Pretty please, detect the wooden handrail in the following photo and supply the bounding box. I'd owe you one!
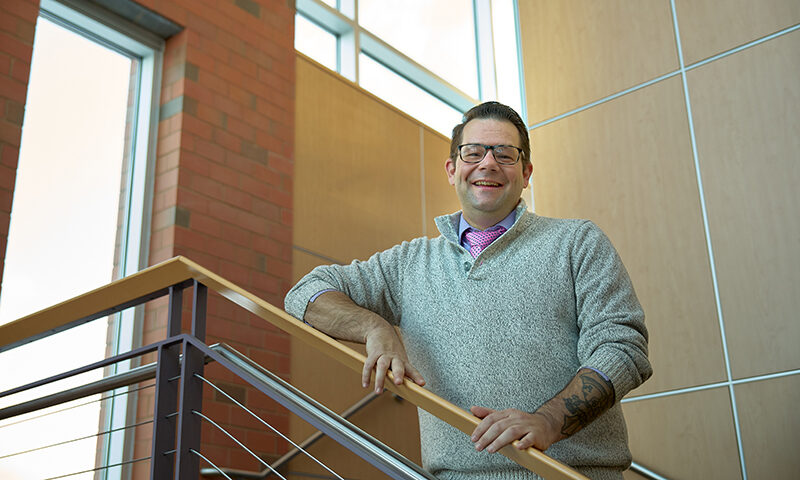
[0,256,588,480]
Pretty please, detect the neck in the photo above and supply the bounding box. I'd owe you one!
[462,205,517,231]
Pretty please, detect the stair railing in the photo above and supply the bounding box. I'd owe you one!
[0,256,589,480]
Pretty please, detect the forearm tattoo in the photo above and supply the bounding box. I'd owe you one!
[560,372,615,436]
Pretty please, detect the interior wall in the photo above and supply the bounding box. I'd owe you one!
[127,0,297,475]
[289,54,454,478]
[518,1,800,478]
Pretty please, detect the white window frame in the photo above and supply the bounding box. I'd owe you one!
[37,1,164,477]
[295,0,527,121]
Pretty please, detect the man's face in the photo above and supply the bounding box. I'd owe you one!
[445,118,533,228]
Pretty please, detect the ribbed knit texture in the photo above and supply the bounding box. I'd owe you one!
[285,202,651,479]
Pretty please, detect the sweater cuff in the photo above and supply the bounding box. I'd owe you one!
[588,352,641,400]
[284,279,339,322]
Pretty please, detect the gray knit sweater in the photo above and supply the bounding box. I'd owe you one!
[285,202,651,480]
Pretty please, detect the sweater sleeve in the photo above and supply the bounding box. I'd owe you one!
[284,241,410,326]
[570,221,652,399]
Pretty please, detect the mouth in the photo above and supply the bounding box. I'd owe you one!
[472,180,503,188]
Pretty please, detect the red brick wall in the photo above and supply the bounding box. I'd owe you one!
[0,0,38,295]
[133,0,296,475]
[0,0,295,475]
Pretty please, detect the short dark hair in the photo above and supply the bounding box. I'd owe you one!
[449,101,531,170]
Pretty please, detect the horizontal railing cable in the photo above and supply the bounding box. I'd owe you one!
[192,409,291,480]
[191,448,235,480]
[41,456,150,480]
[201,391,380,479]
[195,373,345,480]
[206,342,438,480]
[0,419,153,460]
[0,381,154,430]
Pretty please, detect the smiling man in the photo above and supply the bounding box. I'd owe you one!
[285,102,651,480]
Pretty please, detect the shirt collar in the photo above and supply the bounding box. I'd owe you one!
[458,207,518,241]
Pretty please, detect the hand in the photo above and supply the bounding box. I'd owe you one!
[363,323,425,394]
[470,405,561,453]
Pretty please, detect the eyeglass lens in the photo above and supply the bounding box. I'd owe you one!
[460,144,519,165]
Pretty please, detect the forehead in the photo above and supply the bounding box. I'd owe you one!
[462,118,520,145]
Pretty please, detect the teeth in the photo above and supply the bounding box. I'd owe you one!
[474,181,500,186]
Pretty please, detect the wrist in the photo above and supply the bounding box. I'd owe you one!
[362,313,393,343]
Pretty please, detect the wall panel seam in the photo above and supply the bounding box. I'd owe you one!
[527,22,800,133]
[622,368,800,404]
[292,245,344,266]
[419,126,427,237]
[669,1,746,477]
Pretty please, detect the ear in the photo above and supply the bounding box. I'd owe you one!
[521,161,533,187]
[445,156,457,186]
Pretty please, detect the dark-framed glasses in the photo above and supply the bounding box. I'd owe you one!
[458,144,523,165]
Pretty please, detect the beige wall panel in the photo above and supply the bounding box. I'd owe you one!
[292,247,334,284]
[622,388,742,479]
[687,31,800,379]
[289,249,421,478]
[287,393,421,479]
[622,470,650,480]
[423,128,461,236]
[295,56,423,263]
[532,77,724,394]
[518,1,678,125]
[675,0,800,65]
[735,374,800,478]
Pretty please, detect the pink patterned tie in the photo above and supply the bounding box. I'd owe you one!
[465,226,506,258]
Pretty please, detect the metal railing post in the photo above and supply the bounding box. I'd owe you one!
[149,285,184,478]
[192,281,207,341]
[149,343,180,479]
[174,339,205,479]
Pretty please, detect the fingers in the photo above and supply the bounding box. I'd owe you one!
[405,363,426,386]
[470,409,542,453]
[362,355,425,392]
[362,354,377,388]
[373,355,391,393]
[391,357,406,385]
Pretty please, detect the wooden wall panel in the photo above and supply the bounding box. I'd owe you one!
[687,30,800,379]
[518,0,678,125]
[288,248,421,477]
[531,77,724,394]
[622,388,742,479]
[675,0,800,65]
[735,375,800,478]
[422,128,460,237]
[294,56,423,263]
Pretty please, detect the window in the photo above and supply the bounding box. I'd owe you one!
[359,53,462,136]
[295,0,528,134]
[0,0,165,478]
[358,0,478,98]
[295,13,338,71]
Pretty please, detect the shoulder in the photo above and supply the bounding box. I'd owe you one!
[518,213,597,241]
[370,234,448,261]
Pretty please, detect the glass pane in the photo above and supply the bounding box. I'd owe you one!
[359,0,478,97]
[359,53,462,137]
[0,15,133,479]
[320,0,337,8]
[295,13,338,72]
[492,0,524,117]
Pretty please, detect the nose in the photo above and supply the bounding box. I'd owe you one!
[477,149,500,169]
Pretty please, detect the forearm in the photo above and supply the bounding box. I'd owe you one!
[535,367,616,442]
[304,290,425,392]
[304,290,394,343]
